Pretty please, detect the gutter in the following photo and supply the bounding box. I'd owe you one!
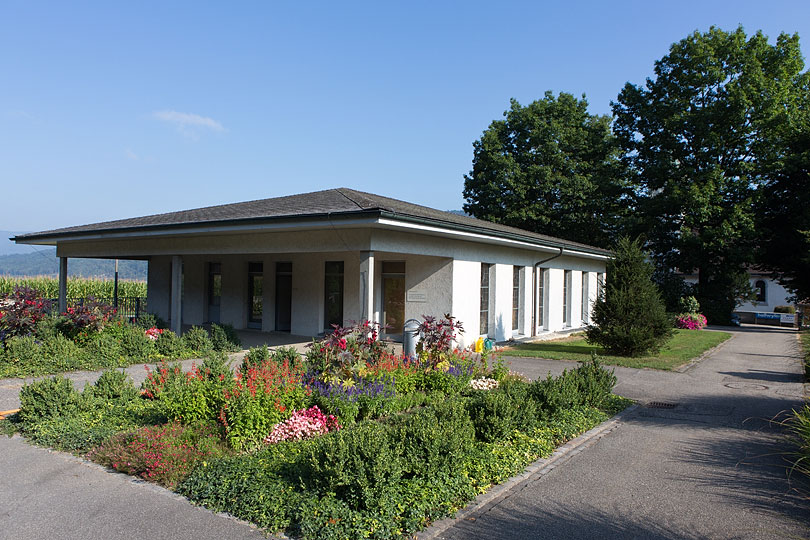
[531,247,564,337]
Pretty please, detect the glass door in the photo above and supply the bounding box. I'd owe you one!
[247,262,263,329]
[275,262,292,332]
[207,263,221,323]
[381,261,406,340]
[324,261,344,331]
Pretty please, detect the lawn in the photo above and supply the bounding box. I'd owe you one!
[501,329,732,370]
[800,329,810,379]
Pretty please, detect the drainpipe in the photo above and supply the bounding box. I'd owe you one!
[531,247,564,337]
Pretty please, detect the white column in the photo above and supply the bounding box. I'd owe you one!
[58,257,68,313]
[171,255,183,334]
[570,271,583,327]
[521,267,533,336]
[359,251,375,323]
[546,268,565,331]
[493,263,512,341]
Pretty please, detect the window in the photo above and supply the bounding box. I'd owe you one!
[480,263,491,335]
[275,262,292,332]
[563,270,571,325]
[207,262,221,323]
[537,268,545,330]
[324,261,344,330]
[597,273,605,300]
[247,262,263,328]
[382,261,406,336]
[581,272,589,324]
[755,280,767,303]
[512,266,521,332]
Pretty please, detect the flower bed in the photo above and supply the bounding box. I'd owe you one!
[4,315,631,539]
[0,286,241,378]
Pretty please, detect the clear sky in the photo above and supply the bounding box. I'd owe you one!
[2,0,809,232]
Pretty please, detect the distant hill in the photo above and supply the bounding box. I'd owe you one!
[0,249,147,279]
[0,230,45,256]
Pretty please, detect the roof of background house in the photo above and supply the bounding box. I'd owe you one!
[13,187,610,255]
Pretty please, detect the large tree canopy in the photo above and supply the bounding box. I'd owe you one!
[612,26,807,322]
[463,92,629,248]
[757,119,810,303]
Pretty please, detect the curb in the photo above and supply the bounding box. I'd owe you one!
[416,403,639,540]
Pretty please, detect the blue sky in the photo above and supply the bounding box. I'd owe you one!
[2,1,809,232]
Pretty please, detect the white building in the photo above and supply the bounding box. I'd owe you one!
[13,188,608,346]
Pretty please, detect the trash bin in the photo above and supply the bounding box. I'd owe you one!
[403,319,421,358]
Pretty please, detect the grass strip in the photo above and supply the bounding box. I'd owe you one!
[501,329,732,370]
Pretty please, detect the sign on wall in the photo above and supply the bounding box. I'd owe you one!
[406,290,427,302]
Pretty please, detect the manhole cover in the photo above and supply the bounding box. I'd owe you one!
[724,382,768,391]
[645,401,678,409]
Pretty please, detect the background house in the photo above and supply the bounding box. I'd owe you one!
[12,188,609,346]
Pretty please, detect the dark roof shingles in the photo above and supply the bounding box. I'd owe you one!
[15,188,609,254]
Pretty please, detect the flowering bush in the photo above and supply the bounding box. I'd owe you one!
[87,421,229,488]
[62,297,118,341]
[0,287,51,343]
[219,356,307,450]
[416,314,464,367]
[263,405,339,444]
[675,313,708,330]
[469,377,499,390]
[306,320,392,381]
[145,327,163,341]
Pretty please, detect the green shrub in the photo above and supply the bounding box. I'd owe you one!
[242,345,270,373]
[210,323,241,352]
[586,237,674,356]
[774,305,796,314]
[271,346,300,365]
[40,333,84,370]
[529,356,616,415]
[34,313,71,340]
[0,335,41,374]
[135,312,168,330]
[87,370,139,401]
[19,376,79,424]
[311,393,361,425]
[82,333,125,369]
[467,384,537,442]
[182,326,214,354]
[155,330,185,358]
[678,295,701,314]
[300,421,403,510]
[24,399,165,453]
[394,398,475,477]
[119,323,154,359]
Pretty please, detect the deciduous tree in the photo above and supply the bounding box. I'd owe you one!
[463,92,629,248]
[612,26,807,323]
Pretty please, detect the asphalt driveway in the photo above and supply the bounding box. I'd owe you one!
[436,326,810,539]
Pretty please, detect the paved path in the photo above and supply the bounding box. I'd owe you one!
[438,326,810,539]
[0,326,808,539]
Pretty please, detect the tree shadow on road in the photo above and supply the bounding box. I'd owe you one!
[439,501,713,540]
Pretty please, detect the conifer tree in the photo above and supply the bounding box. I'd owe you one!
[586,238,673,356]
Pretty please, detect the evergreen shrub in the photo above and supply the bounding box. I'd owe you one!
[586,237,673,356]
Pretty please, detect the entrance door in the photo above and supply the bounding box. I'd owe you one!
[207,263,221,323]
[247,262,263,329]
[381,261,406,340]
[324,261,344,331]
[275,262,292,332]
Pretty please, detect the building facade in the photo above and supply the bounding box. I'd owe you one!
[14,188,609,346]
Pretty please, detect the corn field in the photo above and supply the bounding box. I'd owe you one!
[0,276,147,298]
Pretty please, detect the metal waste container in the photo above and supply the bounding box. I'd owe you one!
[403,319,421,358]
